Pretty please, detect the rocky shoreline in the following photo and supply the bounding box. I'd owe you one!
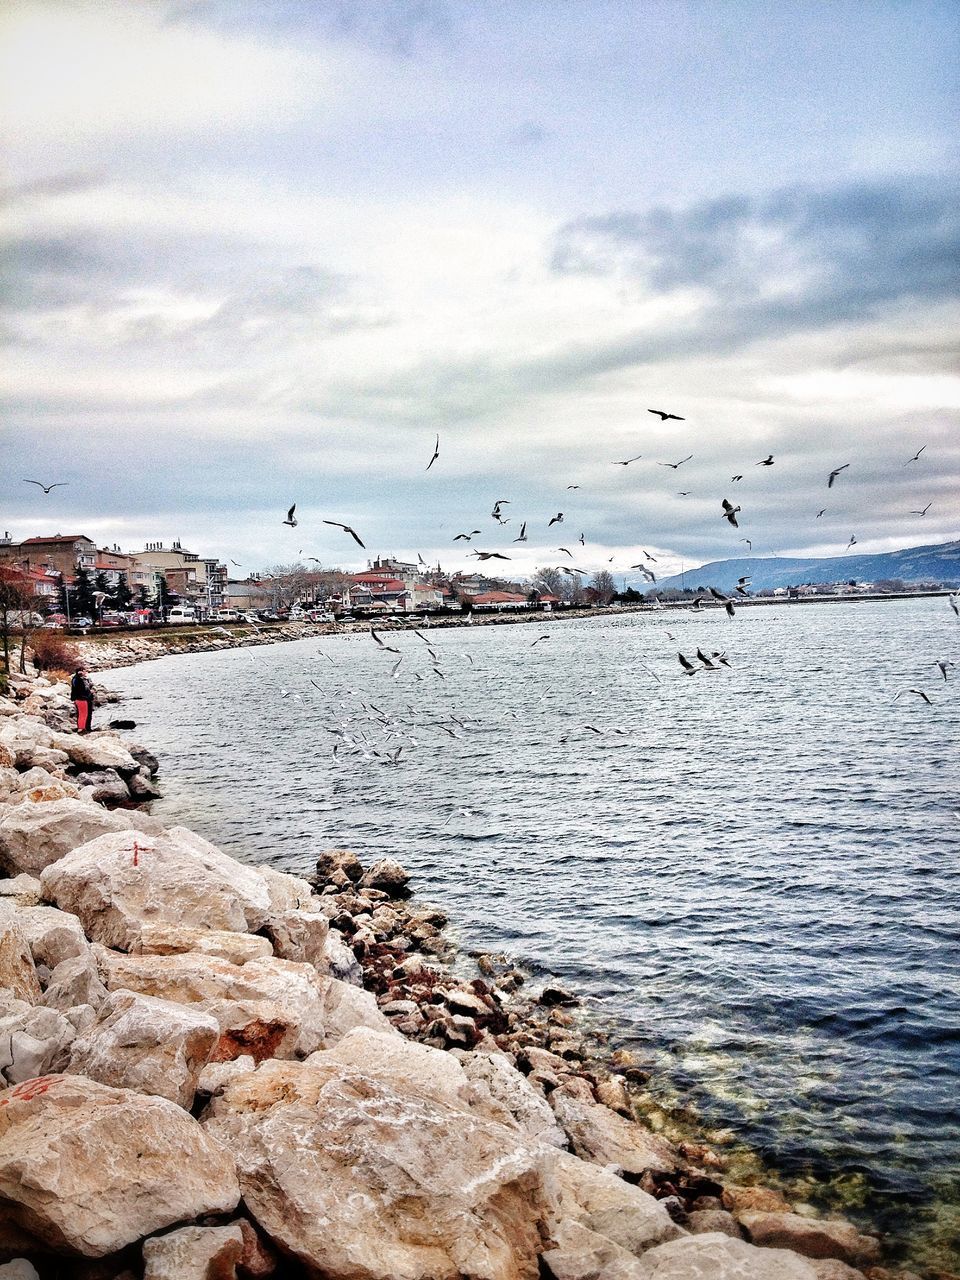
[0,670,941,1280]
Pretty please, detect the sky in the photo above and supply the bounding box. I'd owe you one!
[1,0,958,584]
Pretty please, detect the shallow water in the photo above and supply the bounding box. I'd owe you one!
[100,599,960,1266]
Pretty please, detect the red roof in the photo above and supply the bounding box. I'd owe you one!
[21,535,93,546]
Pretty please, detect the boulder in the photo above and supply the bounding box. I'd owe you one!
[314,849,363,885]
[0,1261,40,1280]
[688,1209,743,1237]
[98,951,331,1060]
[554,1151,681,1255]
[67,990,219,1108]
[196,1055,256,1099]
[6,905,89,971]
[127,743,159,776]
[453,1049,567,1148]
[136,924,273,965]
[541,1219,648,1279]
[39,826,275,951]
[320,979,396,1043]
[314,1027,467,1108]
[634,1232,820,1278]
[549,1083,678,1176]
[48,730,139,774]
[359,857,410,897]
[0,799,137,877]
[126,768,162,801]
[321,927,363,984]
[40,953,108,1013]
[722,1184,792,1214]
[72,769,131,806]
[738,1212,881,1267]
[203,1057,556,1280]
[0,920,42,1005]
[808,1263,867,1280]
[0,769,22,804]
[262,909,329,968]
[256,864,314,913]
[0,1000,76,1084]
[141,1223,244,1280]
[0,877,42,909]
[0,1074,239,1257]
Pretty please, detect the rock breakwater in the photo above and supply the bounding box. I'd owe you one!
[0,670,935,1279]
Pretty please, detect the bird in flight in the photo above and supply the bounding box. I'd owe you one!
[648,409,684,421]
[530,635,551,647]
[905,446,926,464]
[230,559,243,567]
[615,455,643,466]
[708,586,736,618]
[23,479,68,494]
[736,575,752,596]
[282,504,298,527]
[557,547,574,558]
[757,455,774,466]
[949,593,959,618]
[453,530,481,541]
[935,660,954,681]
[845,536,857,551]
[740,538,752,550]
[469,551,511,561]
[426,434,440,471]
[641,550,657,562]
[659,455,693,470]
[731,474,743,482]
[828,464,850,488]
[894,688,932,705]
[566,484,580,490]
[548,512,564,526]
[513,522,528,542]
[816,509,827,518]
[910,502,932,516]
[677,652,699,676]
[370,627,400,654]
[631,564,656,582]
[323,519,365,547]
[721,499,741,527]
[578,532,585,546]
[677,491,691,497]
[491,499,510,519]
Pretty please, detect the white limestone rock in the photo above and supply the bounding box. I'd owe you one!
[40,953,108,1013]
[550,1083,678,1176]
[453,1048,568,1148]
[196,1055,257,1099]
[203,1057,557,1280]
[320,926,363,984]
[634,1232,819,1279]
[0,919,41,1005]
[5,904,88,971]
[47,729,139,774]
[0,1260,41,1280]
[0,876,42,909]
[0,798,137,877]
[0,1000,76,1085]
[39,826,275,951]
[541,1219,649,1279]
[737,1212,881,1267]
[554,1151,682,1255]
[136,923,273,965]
[262,908,329,968]
[67,989,220,1108]
[0,1074,239,1257]
[141,1223,244,1280]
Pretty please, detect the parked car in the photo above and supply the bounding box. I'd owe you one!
[42,613,67,629]
[72,616,94,629]
[166,605,198,624]
[306,610,335,623]
[214,609,241,623]
[99,612,125,627]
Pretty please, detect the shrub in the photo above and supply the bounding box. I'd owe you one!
[30,630,81,673]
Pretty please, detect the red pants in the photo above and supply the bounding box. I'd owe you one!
[74,700,92,733]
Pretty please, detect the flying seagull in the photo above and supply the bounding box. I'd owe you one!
[513,522,528,543]
[731,474,743,482]
[370,627,400,654]
[757,455,774,466]
[828,464,850,488]
[648,409,684,421]
[282,504,298,527]
[23,479,68,493]
[491,500,510,519]
[949,593,960,618]
[469,551,511,561]
[935,660,954,681]
[630,564,656,582]
[557,547,574,558]
[708,586,736,618]
[905,446,926,464]
[566,484,580,489]
[740,538,752,550]
[230,559,243,567]
[721,499,741,527]
[425,434,440,471]
[323,520,365,547]
[530,635,551,647]
[548,512,564,526]
[910,502,932,516]
[894,688,932,705]
[453,531,482,541]
[615,455,643,466]
[816,509,827,518]
[642,550,657,562]
[658,455,693,469]
[677,652,699,676]
[578,532,585,546]
[845,535,857,551]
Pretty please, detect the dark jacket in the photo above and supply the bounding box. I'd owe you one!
[70,672,94,703]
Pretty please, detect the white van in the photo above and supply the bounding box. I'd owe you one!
[166,605,197,624]
[215,609,241,623]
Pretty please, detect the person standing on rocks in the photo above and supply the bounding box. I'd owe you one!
[70,666,95,734]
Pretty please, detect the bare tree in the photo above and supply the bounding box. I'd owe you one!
[0,568,40,675]
[590,569,616,605]
[532,567,564,598]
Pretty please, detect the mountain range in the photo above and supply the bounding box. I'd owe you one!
[650,540,960,595]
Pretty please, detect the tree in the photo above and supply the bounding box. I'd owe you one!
[112,572,133,610]
[136,584,150,610]
[590,570,616,605]
[155,575,176,614]
[532,567,564,598]
[0,568,39,675]
[71,567,97,618]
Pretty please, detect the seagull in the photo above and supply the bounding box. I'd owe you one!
[557,547,574,558]
[696,648,718,669]
[578,532,585,546]
[910,502,932,516]
[721,499,741,527]
[530,635,551,647]
[567,484,580,489]
[756,455,774,466]
[230,559,243,567]
[425,434,440,471]
[513,522,528,543]
[894,688,932,705]
[905,446,926,464]
[370,627,400,654]
[491,500,510,519]
[845,536,857,551]
[658,455,693,469]
[558,565,589,576]
[648,409,684,421]
[642,550,658,562]
[816,509,827,519]
[950,593,960,618]
[630,565,656,582]
[677,652,699,676]
[453,531,482,541]
[615,455,643,466]
[323,520,365,547]
[828,464,850,489]
[731,474,743,482]
[469,551,511,561]
[282,504,298,527]
[708,587,736,618]
[548,513,564,526]
[935,660,954,681]
[23,479,68,493]
[677,491,691,497]
[740,538,752,550]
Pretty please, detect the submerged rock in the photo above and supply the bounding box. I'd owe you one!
[738,1211,881,1267]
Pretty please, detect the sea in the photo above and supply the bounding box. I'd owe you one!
[98,597,960,1268]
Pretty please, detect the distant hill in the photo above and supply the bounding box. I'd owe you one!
[652,540,960,595]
